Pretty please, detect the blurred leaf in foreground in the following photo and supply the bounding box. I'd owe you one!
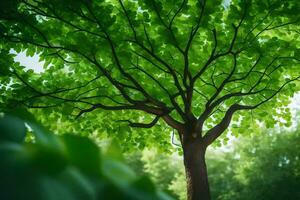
[0,110,173,200]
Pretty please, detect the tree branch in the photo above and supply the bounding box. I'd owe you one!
[202,75,300,146]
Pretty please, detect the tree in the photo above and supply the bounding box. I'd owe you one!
[227,130,300,200]
[1,0,300,199]
[207,126,300,200]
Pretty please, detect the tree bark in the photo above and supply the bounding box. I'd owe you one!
[183,137,210,200]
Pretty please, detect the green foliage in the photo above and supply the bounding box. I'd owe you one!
[125,149,185,199]
[0,113,26,142]
[219,130,300,200]
[142,149,184,197]
[0,0,299,149]
[0,110,173,200]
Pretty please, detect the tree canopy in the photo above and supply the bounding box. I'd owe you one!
[1,0,300,149]
[1,0,300,151]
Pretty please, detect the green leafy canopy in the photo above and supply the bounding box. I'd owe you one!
[0,0,300,150]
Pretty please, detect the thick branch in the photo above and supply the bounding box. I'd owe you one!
[202,75,300,146]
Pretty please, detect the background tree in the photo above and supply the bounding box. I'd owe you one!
[1,0,300,199]
[138,123,300,200]
[222,128,300,200]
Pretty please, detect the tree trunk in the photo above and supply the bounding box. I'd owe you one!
[183,138,210,200]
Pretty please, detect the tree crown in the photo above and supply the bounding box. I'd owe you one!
[1,0,300,150]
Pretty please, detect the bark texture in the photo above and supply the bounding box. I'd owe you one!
[183,137,210,200]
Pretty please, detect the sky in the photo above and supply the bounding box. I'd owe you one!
[11,50,45,73]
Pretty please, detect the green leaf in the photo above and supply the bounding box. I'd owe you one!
[62,134,101,176]
[131,176,156,193]
[25,143,67,174]
[0,114,26,143]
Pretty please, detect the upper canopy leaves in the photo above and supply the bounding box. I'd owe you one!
[0,0,300,149]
